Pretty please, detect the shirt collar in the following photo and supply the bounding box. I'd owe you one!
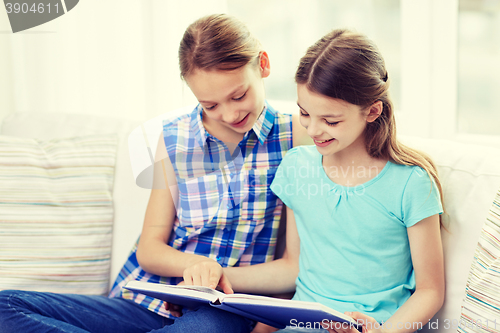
[191,104,209,148]
[252,102,275,145]
[191,101,276,147]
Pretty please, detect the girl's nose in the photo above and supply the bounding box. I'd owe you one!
[306,120,322,137]
[222,107,240,124]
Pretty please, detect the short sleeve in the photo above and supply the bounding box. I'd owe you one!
[270,147,299,208]
[402,167,443,227]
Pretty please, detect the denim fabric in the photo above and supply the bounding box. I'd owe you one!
[0,290,254,333]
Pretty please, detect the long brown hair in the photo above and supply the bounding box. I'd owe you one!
[296,29,444,214]
[178,14,262,78]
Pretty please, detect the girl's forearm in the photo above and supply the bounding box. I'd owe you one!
[378,288,444,333]
[136,239,215,278]
[224,206,301,295]
[223,257,299,294]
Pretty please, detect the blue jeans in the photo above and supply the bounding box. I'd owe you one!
[0,290,255,333]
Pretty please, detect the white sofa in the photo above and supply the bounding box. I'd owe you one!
[1,110,500,333]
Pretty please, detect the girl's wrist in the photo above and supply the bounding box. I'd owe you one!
[184,254,216,269]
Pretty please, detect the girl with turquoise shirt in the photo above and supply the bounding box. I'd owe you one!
[222,29,445,333]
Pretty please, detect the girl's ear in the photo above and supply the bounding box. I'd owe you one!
[366,100,383,123]
[259,51,271,78]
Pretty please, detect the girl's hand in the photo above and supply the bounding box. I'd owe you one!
[182,259,234,294]
[251,322,278,333]
[162,280,187,317]
[325,312,382,333]
[164,301,183,318]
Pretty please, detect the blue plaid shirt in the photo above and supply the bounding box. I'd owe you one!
[109,103,292,317]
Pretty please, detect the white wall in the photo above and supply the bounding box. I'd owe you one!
[1,0,499,147]
[0,0,228,125]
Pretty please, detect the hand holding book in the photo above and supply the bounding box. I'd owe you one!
[164,301,182,318]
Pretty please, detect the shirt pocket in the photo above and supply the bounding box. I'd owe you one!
[239,167,279,224]
[176,174,221,229]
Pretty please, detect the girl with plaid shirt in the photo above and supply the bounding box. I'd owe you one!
[0,13,309,333]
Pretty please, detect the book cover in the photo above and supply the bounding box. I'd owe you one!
[124,280,361,331]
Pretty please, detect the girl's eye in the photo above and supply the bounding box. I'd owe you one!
[204,105,216,111]
[325,120,339,126]
[299,111,309,117]
[233,92,246,101]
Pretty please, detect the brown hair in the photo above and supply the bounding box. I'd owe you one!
[296,29,445,215]
[178,14,262,78]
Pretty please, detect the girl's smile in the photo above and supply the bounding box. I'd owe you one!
[230,112,250,128]
[313,137,335,147]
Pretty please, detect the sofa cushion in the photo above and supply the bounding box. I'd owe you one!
[458,189,500,332]
[0,112,150,287]
[0,134,117,295]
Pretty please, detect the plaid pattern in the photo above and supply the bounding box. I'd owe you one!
[109,103,292,318]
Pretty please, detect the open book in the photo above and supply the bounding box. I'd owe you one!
[124,280,361,331]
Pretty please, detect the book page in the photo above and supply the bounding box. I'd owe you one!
[124,281,224,303]
[173,285,226,297]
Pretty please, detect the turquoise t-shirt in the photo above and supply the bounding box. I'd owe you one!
[270,145,443,323]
